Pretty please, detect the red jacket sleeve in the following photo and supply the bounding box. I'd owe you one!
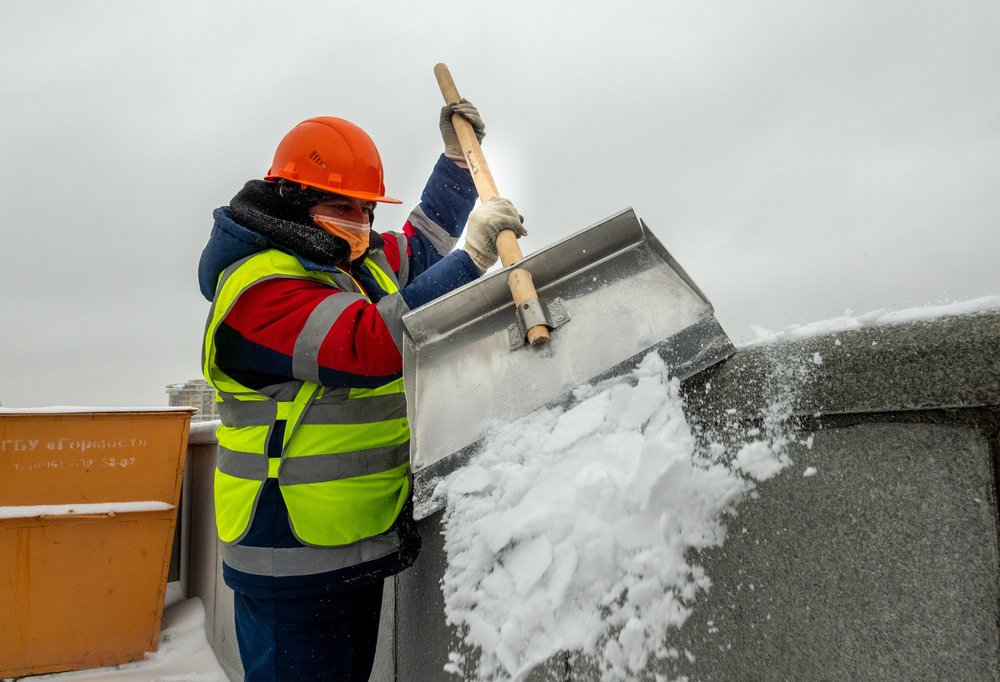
[217,277,403,388]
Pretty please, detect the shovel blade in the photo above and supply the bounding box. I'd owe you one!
[402,208,735,517]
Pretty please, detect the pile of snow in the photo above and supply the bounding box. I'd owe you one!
[434,352,804,681]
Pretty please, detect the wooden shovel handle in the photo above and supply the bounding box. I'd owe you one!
[434,63,549,345]
[434,64,500,202]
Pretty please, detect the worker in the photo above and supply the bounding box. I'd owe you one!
[198,101,525,681]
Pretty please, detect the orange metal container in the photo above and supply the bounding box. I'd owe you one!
[0,408,194,678]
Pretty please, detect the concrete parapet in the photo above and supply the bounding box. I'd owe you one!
[395,310,1000,680]
[183,426,242,682]
[681,311,1000,417]
[653,422,998,680]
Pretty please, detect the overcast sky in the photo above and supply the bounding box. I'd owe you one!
[2,0,998,408]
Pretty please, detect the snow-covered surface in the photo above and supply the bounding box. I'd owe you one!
[0,501,175,520]
[0,407,197,414]
[6,583,228,682]
[746,294,1000,344]
[188,420,221,444]
[431,352,805,681]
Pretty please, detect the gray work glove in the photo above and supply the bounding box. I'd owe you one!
[440,99,486,162]
[462,197,527,274]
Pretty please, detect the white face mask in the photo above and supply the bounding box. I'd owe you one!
[311,215,372,261]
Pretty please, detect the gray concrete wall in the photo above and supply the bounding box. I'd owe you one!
[395,311,1000,680]
[650,421,998,680]
[182,433,243,682]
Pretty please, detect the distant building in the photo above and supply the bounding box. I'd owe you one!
[166,379,218,422]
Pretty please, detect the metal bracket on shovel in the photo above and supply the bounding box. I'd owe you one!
[508,298,570,350]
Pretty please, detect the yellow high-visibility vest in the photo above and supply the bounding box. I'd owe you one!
[202,248,410,551]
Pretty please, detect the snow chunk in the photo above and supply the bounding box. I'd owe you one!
[502,536,553,595]
[735,442,791,482]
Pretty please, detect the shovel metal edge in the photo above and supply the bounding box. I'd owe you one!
[402,207,655,343]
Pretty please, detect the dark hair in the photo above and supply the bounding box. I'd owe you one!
[273,179,337,209]
[273,179,376,225]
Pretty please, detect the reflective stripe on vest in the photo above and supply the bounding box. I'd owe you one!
[366,249,410,355]
[203,249,410,559]
[221,528,400,578]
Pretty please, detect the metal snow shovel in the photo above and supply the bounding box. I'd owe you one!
[402,64,736,518]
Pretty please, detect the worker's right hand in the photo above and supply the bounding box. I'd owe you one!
[440,99,486,163]
[462,197,527,274]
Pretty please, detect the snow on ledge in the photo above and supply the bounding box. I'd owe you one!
[746,295,1000,345]
[0,406,197,415]
[189,419,221,444]
[0,501,175,519]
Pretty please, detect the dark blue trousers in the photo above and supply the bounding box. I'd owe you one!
[234,580,384,681]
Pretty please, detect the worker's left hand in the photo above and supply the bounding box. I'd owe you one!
[462,196,526,274]
[440,99,486,162]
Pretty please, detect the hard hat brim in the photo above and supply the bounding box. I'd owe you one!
[263,173,404,205]
[329,186,404,205]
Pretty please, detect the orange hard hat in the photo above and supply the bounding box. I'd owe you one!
[265,116,402,204]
